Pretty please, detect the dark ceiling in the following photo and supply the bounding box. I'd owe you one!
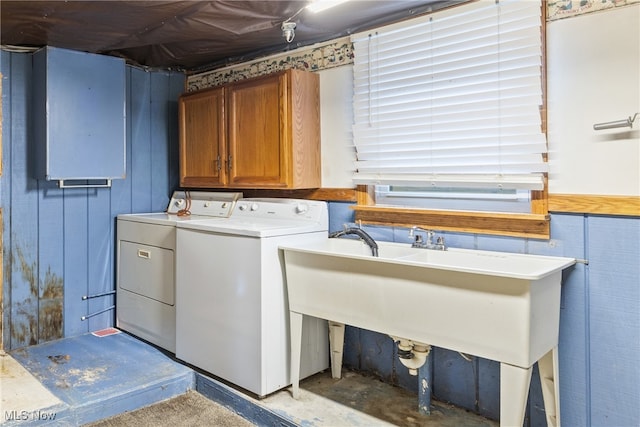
[1,0,459,72]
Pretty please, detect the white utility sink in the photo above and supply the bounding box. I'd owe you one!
[281,238,576,427]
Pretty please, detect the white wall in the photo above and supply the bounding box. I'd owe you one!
[319,66,355,187]
[547,4,640,196]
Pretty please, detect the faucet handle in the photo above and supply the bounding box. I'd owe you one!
[427,230,434,243]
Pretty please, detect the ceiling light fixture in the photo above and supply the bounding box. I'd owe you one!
[306,0,351,13]
[281,21,296,43]
[281,0,349,44]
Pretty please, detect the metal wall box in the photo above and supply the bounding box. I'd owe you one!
[33,46,126,183]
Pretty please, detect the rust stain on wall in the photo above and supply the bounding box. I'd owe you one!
[40,267,64,342]
[11,246,39,346]
[1,208,3,350]
[41,267,63,299]
[8,245,64,346]
[39,298,63,342]
[16,246,38,298]
[10,306,37,346]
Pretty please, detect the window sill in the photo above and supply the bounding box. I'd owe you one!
[351,205,550,239]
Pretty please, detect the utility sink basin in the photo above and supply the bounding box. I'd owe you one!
[284,238,573,280]
[281,238,576,427]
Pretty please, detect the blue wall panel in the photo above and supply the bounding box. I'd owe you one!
[1,53,11,350]
[587,216,640,426]
[4,52,40,349]
[63,189,89,336]
[37,183,64,343]
[167,75,184,195]
[549,214,588,426]
[433,348,477,412]
[129,68,153,214]
[1,51,184,349]
[87,189,113,331]
[477,358,500,420]
[150,73,170,212]
[359,329,394,381]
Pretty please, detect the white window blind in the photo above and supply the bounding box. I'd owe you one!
[351,0,547,190]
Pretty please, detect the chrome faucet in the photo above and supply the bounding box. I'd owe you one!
[409,226,446,251]
[329,226,379,257]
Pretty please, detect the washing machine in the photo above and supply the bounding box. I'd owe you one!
[116,191,241,352]
[175,198,330,397]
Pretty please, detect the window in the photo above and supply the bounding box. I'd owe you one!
[375,185,532,213]
[350,0,549,238]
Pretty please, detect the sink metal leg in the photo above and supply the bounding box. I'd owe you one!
[538,346,560,427]
[500,362,532,427]
[290,311,303,399]
[418,351,433,415]
[328,321,345,379]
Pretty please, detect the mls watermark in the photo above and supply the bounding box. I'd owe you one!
[4,410,57,422]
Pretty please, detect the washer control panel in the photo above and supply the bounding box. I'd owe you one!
[234,198,326,222]
[166,191,242,217]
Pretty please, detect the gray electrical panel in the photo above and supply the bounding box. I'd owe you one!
[33,46,126,184]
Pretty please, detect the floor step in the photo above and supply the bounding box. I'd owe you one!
[7,332,194,425]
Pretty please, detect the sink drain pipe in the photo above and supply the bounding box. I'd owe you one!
[390,336,433,415]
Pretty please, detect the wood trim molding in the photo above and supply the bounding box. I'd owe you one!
[352,205,550,239]
[548,194,640,216]
[240,187,357,202]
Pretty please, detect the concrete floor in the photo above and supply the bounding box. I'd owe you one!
[262,370,498,427]
[0,350,64,422]
[85,370,498,427]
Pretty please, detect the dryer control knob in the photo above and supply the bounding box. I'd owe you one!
[238,204,248,211]
[204,201,211,208]
[295,203,309,214]
[250,203,259,211]
[174,199,185,208]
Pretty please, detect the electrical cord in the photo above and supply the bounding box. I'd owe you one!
[177,190,191,216]
[167,191,192,216]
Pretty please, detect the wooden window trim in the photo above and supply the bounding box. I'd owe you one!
[215,188,638,229]
[353,185,550,239]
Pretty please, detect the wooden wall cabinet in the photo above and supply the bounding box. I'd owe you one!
[179,69,321,189]
[179,86,226,187]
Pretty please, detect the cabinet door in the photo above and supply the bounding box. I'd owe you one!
[226,73,288,188]
[179,87,226,187]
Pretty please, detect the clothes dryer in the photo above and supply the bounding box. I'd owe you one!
[116,191,241,352]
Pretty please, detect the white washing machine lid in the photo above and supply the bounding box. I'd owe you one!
[175,198,329,237]
[176,217,327,237]
[117,191,242,226]
[117,212,230,227]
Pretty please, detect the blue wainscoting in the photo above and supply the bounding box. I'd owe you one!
[327,202,640,427]
[1,51,184,350]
